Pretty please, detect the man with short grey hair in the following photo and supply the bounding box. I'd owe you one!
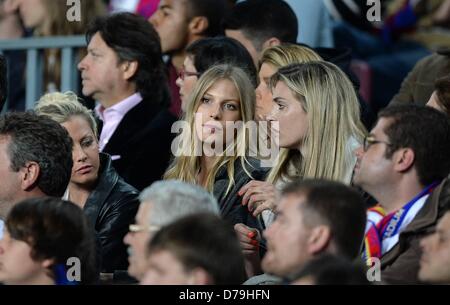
[123,180,219,281]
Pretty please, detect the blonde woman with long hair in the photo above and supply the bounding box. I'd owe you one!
[241,60,367,213]
[238,44,324,222]
[164,64,266,231]
[255,44,323,121]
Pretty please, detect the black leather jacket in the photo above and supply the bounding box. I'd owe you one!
[84,153,139,273]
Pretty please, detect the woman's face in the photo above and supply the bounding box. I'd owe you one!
[17,0,47,29]
[176,55,200,113]
[255,63,277,121]
[194,78,242,148]
[267,81,309,150]
[61,116,100,188]
[0,230,51,285]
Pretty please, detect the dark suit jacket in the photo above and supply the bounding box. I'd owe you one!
[381,176,450,284]
[97,97,178,191]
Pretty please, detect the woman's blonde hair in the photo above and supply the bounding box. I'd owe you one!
[34,91,98,138]
[267,61,367,184]
[164,64,256,194]
[259,43,323,70]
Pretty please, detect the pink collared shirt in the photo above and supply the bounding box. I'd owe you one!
[96,93,143,152]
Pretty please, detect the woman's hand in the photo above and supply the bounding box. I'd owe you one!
[234,223,262,277]
[238,180,279,217]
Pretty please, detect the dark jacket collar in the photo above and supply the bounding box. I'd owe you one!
[98,96,165,153]
[83,153,119,226]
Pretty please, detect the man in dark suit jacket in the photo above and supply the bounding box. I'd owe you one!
[78,13,177,191]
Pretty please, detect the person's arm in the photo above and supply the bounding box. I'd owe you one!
[97,194,139,273]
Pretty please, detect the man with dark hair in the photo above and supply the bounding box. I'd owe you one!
[78,12,176,191]
[141,213,246,285]
[354,105,450,284]
[0,55,7,112]
[224,0,298,66]
[246,179,366,284]
[0,112,73,238]
[291,254,370,285]
[149,0,231,116]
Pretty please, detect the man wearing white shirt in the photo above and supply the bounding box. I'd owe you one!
[353,105,450,284]
[78,13,176,191]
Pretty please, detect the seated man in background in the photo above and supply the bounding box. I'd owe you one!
[149,0,231,117]
[123,180,220,282]
[78,12,176,191]
[141,213,246,285]
[354,105,450,284]
[246,179,367,285]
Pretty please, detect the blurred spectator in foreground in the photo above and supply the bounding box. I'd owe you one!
[141,213,246,285]
[0,197,98,285]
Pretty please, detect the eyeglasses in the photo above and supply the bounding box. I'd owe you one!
[128,224,160,233]
[363,136,392,152]
[178,68,201,81]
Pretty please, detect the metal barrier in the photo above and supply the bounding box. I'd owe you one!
[0,35,86,110]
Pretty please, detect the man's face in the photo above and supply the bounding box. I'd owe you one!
[77,33,127,106]
[353,118,396,195]
[225,29,260,67]
[123,202,155,280]
[419,213,450,284]
[0,230,48,285]
[149,0,190,54]
[262,194,313,277]
[0,136,22,219]
[140,250,195,285]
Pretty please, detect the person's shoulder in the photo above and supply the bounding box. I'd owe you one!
[243,273,283,285]
[234,157,269,180]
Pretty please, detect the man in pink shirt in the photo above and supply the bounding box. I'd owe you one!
[78,12,176,191]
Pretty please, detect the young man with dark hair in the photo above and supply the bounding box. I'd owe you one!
[0,112,73,238]
[141,213,246,285]
[149,0,231,116]
[224,0,298,67]
[78,12,176,191]
[354,105,450,284]
[246,179,367,284]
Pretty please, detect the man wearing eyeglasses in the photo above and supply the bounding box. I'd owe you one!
[353,105,450,284]
[123,180,220,282]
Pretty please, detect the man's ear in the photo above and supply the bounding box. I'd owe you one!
[307,225,331,255]
[188,16,209,36]
[262,37,282,50]
[394,148,415,173]
[20,161,40,191]
[41,258,55,269]
[187,267,213,285]
[121,60,139,81]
